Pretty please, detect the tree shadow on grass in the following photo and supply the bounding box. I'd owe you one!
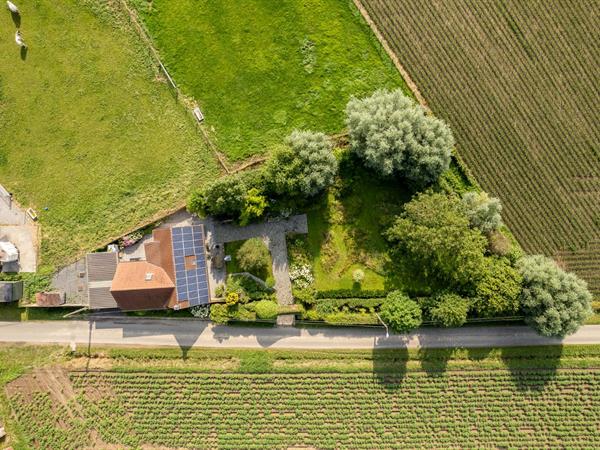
[500,345,563,392]
[372,338,409,390]
[11,11,20,27]
[417,346,455,376]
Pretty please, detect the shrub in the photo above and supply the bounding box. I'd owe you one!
[386,191,488,287]
[323,311,378,326]
[293,287,317,305]
[210,304,229,324]
[462,191,503,233]
[315,289,388,299]
[225,292,240,306]
[236,238,271,277]
[289,264,314,289]
[239,188,268,226]
[517,255,592,337]
[346,89,453,184]
[255,300,278,320]
[266,130,337,198]
[488,230,511,256]
[472,258,523,317]
[352,269,365,283]
[190,305,210,319]
[379,291,422,333]
[429,293,469,327]
[188,174,247,219]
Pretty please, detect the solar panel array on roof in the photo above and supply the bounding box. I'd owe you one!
[171,225,210,306]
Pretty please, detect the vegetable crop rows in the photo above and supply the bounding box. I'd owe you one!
[22,370,596,449]
[359,0,600,293]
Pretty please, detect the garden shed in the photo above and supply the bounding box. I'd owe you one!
[0,280,23,303]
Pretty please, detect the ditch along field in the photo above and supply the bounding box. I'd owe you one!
[0,0,218,267]
[358,0,600,295]
[132,0,407,161]
[3,345,600,449]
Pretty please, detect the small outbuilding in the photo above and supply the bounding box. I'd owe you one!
[0,280,23,303]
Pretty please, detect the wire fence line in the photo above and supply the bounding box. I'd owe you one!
[117,0,231,174]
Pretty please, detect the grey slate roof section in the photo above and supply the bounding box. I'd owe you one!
[0,281,22,302]
[86,252,118,309]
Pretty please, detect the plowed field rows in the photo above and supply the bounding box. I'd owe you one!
[359,0,600,293]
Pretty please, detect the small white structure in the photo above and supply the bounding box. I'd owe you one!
[0,241,18,263]
[6,1,19,14]
[193,106,204,123]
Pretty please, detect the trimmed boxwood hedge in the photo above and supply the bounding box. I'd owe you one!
[315,289,389,299]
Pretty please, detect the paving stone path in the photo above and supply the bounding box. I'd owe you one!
[212,215,308,326]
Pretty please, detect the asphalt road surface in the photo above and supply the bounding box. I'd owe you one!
[0,319,599,349]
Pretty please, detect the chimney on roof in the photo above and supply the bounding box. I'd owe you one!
[145,272,153,281]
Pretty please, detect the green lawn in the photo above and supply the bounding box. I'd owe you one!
[288,152,478,294]
[288,155,418,292]
[0,0,219,267]
[134,0,407,161]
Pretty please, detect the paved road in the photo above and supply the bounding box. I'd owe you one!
[0,319,599,350]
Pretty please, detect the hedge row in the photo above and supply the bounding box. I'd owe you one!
[315,289,389,299]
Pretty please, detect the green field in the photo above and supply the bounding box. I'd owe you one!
[134,0,406,161]
[4,345,600,449]
[0,0,218,267]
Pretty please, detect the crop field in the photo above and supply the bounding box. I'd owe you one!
[5,345,600,449]
[358,0,600,294]
[132,0,407,161]
[0,0,218,266]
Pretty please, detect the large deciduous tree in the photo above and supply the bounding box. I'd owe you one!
[266,130,337,198]
[386,191,488,287]
[517,255,592,337]
[345,89,453,184]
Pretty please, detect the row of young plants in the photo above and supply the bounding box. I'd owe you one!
[192,88,593,337]
[61,368,600,449]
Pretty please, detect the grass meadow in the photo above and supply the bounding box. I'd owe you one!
[0,0,219,267]
[133,0,407,161]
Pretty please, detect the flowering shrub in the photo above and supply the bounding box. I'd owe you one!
[289,264,314,289]
[190,305,210,319]
[352,269,365,283]
[118,231,144,248]
[226,292,240,306]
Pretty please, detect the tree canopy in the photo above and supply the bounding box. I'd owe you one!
[379,291,422,333]
[472,258,522,316]
[517,255,592,337]
[236,238,271,278]
[346,89,453,184]
[429,293,470,327]
[386,191,488,287]
[462,191,503,234]
[266,130,337,198]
